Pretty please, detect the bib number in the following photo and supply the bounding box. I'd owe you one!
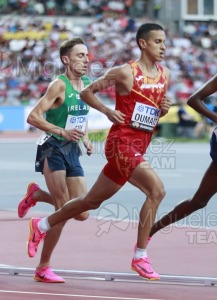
[65,115,87,132]
[36,132,51,145]
[130,102,161,132]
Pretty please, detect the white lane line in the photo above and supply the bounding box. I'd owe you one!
[0,290,161,300]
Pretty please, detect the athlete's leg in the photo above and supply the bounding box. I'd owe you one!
[47,172,123,227]
[18,182,55,218]
[37,158,70,269]
[38,176,88,268]
[67,176,89,221]
[31,188,53,205]
[150,161,217,237]
[128,161,165,248]
[128,161,165,280]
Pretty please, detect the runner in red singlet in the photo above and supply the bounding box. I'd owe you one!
[25,23,171,280]
[104,60,167,185]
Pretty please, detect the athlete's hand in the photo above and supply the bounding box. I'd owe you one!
[160,95,171,117]
[83,140,94,156]
[62,128,85,141]
[106,108,126,124]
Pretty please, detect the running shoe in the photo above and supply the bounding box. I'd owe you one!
[27,217,45,258]
[131,256,160,280]
[34,266,65,283]
[18,182,39,218]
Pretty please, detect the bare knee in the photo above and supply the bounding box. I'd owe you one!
[81,198,102,211]
[197,200,208,209]
[54,197,69,210]
[148,186,166,206]
[190,197,209,210]
[74,211,89,221]
[50,189,69,210]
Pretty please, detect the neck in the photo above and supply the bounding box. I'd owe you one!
[65,71,82,82]
[65,73,83,91]
[136,62,158,78]
[137,59,157,72]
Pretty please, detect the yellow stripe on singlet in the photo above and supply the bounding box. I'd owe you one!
[131,88,160,109]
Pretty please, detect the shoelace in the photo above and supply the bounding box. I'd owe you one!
[39,267,57,277]
[137,257,151,266]
[43,267,52,273]
[38,231,46,241]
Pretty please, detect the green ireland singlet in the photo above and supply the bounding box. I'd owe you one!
[46,74,91,141]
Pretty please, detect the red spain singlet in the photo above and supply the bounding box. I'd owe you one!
[103,60,168,185]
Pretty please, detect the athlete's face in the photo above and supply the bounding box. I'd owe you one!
[139,30,166,62]
[64,44,89,76]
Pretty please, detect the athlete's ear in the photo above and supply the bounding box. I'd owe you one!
[138,38,146,49]
[61,55,69,65]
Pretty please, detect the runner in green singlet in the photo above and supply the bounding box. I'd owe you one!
[17,37,93,283]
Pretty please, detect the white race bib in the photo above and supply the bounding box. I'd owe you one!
[36,132,52,145]
[130,102,161,132]
[65,115,87,132]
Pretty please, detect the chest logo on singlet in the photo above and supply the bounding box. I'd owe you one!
[135,75,144,81]
[140,83,165,89]
[130,102,161,132]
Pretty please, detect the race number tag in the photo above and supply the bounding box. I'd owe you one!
[130,102,161,132]
[65,115,87,132]
[36,132,51,145]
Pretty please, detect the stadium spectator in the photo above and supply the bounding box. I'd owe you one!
[176,100,205,138]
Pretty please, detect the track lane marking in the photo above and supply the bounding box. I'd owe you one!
[0,290,161,300]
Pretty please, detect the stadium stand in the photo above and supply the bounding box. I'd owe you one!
[1,1,217,136]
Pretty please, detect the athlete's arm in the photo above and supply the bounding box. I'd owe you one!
[187,74,217,123]
[160,95,171,117]
[27,79,84,141]
[27,79,64,133]
[160,66,171,117]
[83,120,94,156]
[80,66,126,124]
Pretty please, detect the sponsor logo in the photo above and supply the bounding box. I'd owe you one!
[135,153,141,157]
[25,196,30,204]
[135,263,153,275]
[35,272,45,279]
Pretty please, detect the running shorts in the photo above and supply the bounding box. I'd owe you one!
[35,136,84,177]
[103,139,145,186]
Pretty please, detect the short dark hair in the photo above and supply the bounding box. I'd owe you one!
[136,23,164,49]
[59,37,85,63]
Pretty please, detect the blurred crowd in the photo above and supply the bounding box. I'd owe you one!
[0,0,105,16]
[0,5,217,128]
